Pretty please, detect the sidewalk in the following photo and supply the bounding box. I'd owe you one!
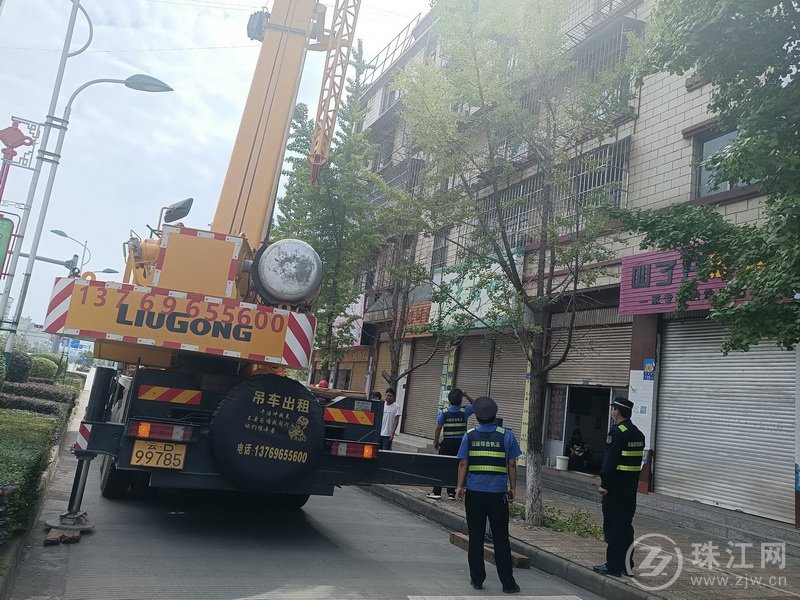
[369,476,800,600]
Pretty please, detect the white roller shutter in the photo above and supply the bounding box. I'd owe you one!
[656,320,796,523]
[454,337,492,398]
[547,325,632,387]
[489,338,527,438]
[404,338,445,438]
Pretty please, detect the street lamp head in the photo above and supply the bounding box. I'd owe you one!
[51,229,68,238]
[100,268,119,274]
[124,74,173,93]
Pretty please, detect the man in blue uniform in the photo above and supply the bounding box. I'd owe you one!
[455,396,521,594]
[428,388,474,500]
[593,397,646,577]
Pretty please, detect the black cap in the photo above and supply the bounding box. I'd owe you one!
[473,396,497,421]
[448,388,464,405]
[611,397,634,411]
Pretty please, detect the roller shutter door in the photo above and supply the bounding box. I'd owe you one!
[547,325,632,387]
[656,320,796,523]
[351,360,368,393]
[404,338,445,438]
[488,338,527,438]
[454,337,492,397]
[375,342,393,390]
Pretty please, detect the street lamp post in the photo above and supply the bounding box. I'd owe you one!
[3,74,172,355]
[51,229,90,270]
[0,0,93,333]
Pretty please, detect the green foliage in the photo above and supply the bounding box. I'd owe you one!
[0,408,59,542]
[273,41,382,370]
[30,356,58,380]
[2,382,78,404]
[38,352,67,377]
[6,350,32,383]
[541,505,604,540]
[0,352,6,393]
[619,0,800,351]
[0,394,66,417]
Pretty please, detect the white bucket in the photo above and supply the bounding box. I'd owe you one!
[555,455,569,471]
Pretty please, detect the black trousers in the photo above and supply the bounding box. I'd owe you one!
[602,478,638,573]
[465,490,514,586]
[431,437,461,496]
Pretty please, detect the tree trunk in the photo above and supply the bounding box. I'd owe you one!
[524,317,547,526]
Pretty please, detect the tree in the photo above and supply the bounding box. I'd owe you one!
[396,0,632,524]
[273,41,382,380]
[616,0,800,352]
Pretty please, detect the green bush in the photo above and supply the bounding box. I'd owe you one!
[38,353,67,377]
[542,505,604,540]
[28,377,56,385]
[0,394,65,417]
[0,408,59,543]
[31,356,58,380]
[2,382,77,404]
[6,350,32,383]
[0,352,6,393]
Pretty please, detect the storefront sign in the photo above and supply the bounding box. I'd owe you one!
[619,249,726,315]
[342,346,370,363]
[404,301,432,338]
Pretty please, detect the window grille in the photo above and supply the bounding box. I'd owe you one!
[430,228,450,275]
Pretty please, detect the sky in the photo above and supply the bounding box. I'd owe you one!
[0,0,430,325]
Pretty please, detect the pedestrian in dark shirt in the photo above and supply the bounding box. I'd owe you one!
[593,397,645,577]
[455,396,522,594]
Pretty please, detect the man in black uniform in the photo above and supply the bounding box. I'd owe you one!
[593,397,645,577]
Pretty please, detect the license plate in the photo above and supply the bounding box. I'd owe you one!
[130,440,187,470]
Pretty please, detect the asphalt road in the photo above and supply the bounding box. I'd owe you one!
[9,443,601,600]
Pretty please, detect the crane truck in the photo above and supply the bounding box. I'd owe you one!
[43,0,453,510]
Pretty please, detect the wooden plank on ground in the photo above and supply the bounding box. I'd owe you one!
[43,528,81,546]
[449,531,530,569]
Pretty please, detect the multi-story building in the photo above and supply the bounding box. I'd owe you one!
[357,0,797,527]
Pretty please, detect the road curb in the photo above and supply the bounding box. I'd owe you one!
[367,484,656,600]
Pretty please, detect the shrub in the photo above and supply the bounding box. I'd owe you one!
[0,394,65,417]
[31,356,58,380]
[6,350,32,383]
[1,382,77,404]
[29,377,56,385]
[0,408,59,543]
[0,352,6,393]
[541,505,604,540]
[38,353,67,377]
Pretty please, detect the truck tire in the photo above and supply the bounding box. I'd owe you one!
[100,455,132,499]
[210,375,324,490]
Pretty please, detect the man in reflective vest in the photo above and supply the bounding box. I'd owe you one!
[593,397,646,577]
[455,396,522,594]
[428,388,474,500]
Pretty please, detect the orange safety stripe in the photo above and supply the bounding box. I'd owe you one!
[324,407,375,426]
[138,385,202,405]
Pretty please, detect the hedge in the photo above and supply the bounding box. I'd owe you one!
[0,408,59,543]
[37,353,67,377]
[1,382,77,404]
[30,356,58,380]
[0,394,66,417]
[28,377,56,385]
[0,352,6,392]
[6,350,32,383]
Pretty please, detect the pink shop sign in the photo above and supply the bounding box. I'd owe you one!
[619,249,726,316]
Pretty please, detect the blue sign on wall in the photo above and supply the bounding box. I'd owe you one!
[70,339,80,348]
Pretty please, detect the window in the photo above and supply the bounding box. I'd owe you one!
[696,130,740,198]
[430,228,450,275]
[380,86,400,114]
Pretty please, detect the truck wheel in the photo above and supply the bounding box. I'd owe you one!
[210,374,324,490]
[99,455,132,499]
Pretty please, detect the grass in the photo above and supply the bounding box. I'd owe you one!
[0,408,59,542]
[509,502,604,540]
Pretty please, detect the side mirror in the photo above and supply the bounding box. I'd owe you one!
[163,198,193,224]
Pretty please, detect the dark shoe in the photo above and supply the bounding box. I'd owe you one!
[502,580,520,594]
[469,579,483,590]
[592,563,622,577]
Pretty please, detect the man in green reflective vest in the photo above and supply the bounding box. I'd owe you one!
[593,397,645,578]
[455,396,522,594]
